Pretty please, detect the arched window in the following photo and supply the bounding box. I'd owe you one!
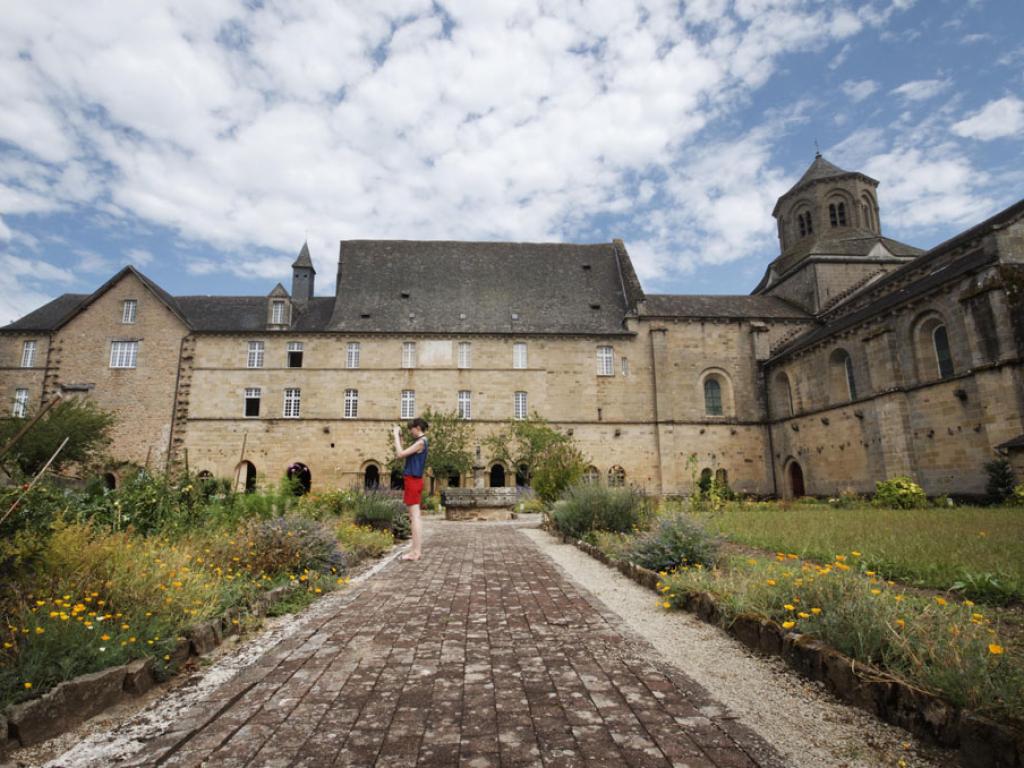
[829,349,857,403]
[860,194,875,231]
[489,464,506,487]
[608,466,625,487]
[698,468,713,494]
[704,377,723,416]
[583,466,600,485]
[236,460,257,493]
[771,371,794,418]
[715,468,728,487]
[828,202,847,228]
[933,326,954,379]
[913,314,956,382]
[804,211,813,234]
[798,214,807,237]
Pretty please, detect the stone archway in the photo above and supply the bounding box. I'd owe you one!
[102,472,118,490]
[364,464,381,489]
[489,464,506,487]
[236,461,257,493]
[787,460,805,498]
[286,462,312,495]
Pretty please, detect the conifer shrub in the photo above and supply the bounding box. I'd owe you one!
[984,458,1016,503]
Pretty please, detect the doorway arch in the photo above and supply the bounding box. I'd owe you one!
[390,469,403,490]
[786,460,805,498]
[102,472,118,490]
[363,464,381,489]
[236,461,257,493]
[286,462,312,495]
[489,463,506,487]
[515,464,530,487]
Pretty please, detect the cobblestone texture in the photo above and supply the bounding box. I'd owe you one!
[127,523,783,767]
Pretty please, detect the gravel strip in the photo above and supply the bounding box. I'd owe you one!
[520,527,959,768]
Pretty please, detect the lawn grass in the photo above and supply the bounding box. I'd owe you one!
[687,502,1024,603]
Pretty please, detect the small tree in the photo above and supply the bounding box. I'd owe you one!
[386,407,473,489]
[984,458,1016,503]
[0,398,114,477]
[485,414,586,501]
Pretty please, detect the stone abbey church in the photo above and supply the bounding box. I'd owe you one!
[3,155,1024,498]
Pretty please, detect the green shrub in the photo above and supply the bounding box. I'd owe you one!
[335,522,393,563]
[1013,483,1024,507]
[985,459,1016,503]
[243,516,347,576]
[872,476,927,509]
[296,490,357,521]
[626,514,719,572]
[551,484,648,539]
[517,497,548,516]
[351,491,410,538]
[828,490,863,509]
[531,440,587,503]
[0,398,114,477]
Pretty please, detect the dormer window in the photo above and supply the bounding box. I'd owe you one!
[271,300,286,324]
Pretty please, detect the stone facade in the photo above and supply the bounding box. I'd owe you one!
[3,156,1023,498]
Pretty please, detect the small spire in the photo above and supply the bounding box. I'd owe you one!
[292,242,314,270]
[814,138,821,157]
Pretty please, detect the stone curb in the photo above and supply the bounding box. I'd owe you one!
[0,583,301,757]
[563,534,1024,768]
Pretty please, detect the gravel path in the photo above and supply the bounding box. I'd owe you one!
[521,528,958,768]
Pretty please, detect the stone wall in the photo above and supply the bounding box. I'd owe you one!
[0,334,51,416]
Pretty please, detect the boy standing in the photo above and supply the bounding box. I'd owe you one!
[392,417,429,561]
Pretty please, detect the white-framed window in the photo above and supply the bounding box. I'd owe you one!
[513,342,527,369]
[271,300,286,324]
[458,390,471,420]
[244,387,261,417]
[283,388,301,418]
[12,388,29,418]
[401,389,415,419]
[109,341,138,369]
[346,342,360,369]
[344,388,359,419]
[621,357,630,376]
[121,299,137,324]
[514,391,527,420]
[247,341,264,368]
[402,342,416,368]
[287,341,304,368]
[21,340,37,368]
[458,342,471,369]
[597,346,613,376]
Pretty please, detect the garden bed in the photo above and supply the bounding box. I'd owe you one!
[561,532,1024,768]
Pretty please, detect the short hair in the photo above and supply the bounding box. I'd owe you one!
[408,417,429,432]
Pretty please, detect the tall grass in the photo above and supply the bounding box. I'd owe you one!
[687,502,1024,603]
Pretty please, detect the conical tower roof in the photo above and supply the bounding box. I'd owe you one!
[773,153,877,216]
[292,242,315,271]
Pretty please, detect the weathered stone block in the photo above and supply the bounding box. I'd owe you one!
[7,665,127,746]
[186,620,222,656]
[696,593,719,624]
[958,712,1023,768]
[758,620,783,656]
[730,614,761,651]
[123,658,156,695]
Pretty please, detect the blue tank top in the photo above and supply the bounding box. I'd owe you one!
[403,437,428,477]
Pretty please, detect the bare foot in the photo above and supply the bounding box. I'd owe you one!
[400,553,421,561]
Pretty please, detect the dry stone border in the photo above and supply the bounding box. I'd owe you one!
[0,583,296,760]
[564,534,1024,768]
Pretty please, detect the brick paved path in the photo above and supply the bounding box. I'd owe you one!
[129,522,782,768]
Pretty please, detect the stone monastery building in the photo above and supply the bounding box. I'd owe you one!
[3,155,1024,497]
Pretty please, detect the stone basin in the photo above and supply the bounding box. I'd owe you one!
[442,487,518,521]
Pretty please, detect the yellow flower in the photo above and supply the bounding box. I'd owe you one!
[989,644,1004,655]
[851,551,861,557]
[34,627,44,635]
[964,600,975,607]
[784,604,795,611]
[661,601,671,609]
[766,579,777,586]
[782,621,795,629]
[894,594,905,602]
[971,613,984,625]
[810,607,822,615]
[895,619,905,629]
[798,612,810,619]
[866,571,876,576]
[101,634,111,641]
[834,554,846,562]
[23,682,32,690]
[935,597,947,607]
[746,559,757,567]
[870,589,881,596]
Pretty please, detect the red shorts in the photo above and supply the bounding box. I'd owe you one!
[403,475,424,506]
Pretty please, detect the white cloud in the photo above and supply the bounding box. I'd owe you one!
[842,79,879,103]
[0,0,922,291]
[952,96,1024,141]
[0,215,10,242]
[890,78,951,101]
[0,252,77,325]
[125,248,154,266]
[75,249,114,274]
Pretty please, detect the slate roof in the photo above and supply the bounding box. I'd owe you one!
[174,297,334,332]
[2,293,89,331]
[997,435,1024,451]
[642,295,809,320]
[325,240,642,335]
[292,243,315,270]
[772,154,879,215]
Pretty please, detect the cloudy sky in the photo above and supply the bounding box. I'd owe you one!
[1,0,1022,323]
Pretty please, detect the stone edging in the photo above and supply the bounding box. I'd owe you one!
[563,534,1024,768]
[0,584,297,759]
